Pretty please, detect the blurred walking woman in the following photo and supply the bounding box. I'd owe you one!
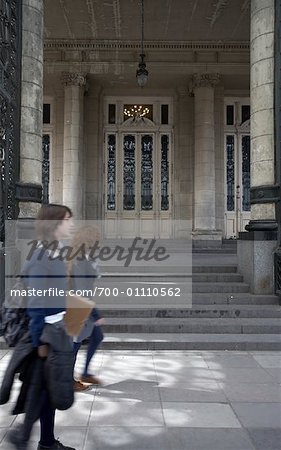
[0,204,76,450]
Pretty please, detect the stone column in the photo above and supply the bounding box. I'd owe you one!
[17,0,44,217]
[61,72,86,219]
[191,73,221,247]
[238,0,277,294]
[246,0,277,231]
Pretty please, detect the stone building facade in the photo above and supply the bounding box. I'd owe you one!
[12,0,279,292]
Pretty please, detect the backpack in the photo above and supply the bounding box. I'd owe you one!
[1,277,30,347]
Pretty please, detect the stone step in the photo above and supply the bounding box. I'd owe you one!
[101,273,243,282]
[97,280,250,293]
[100,265,238,274]
[192,248,237,253]
[192,282,250,293]
[101,304,281,318]
[101,333,281,350]
[190,293,279,305]
[102,317,281,334]
[100,293,278,307]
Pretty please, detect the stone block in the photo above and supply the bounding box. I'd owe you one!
[22,56,43,86]
[20,132,41,159]
[251,160,275,187]
[22,30,43,63]
[21,105,42,136]
[20,159,42,184]
[194,163,215,178]
[251,108,274,138]
[251,57,274,87]
[251,6,274,41]
[251,33,274,62]
[21,81,42,111]
[194,126,214,140]
[251,134,274,164]
[251,0,274,17]
[23,0,43,11]
[238,233,277,294]
[251,83,274,114]
[251,203,275,221]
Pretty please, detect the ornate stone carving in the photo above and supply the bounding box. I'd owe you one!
[61,72,86,87]
[189,73,221,92]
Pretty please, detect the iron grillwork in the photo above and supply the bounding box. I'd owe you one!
[0,0,22,242]
[161,134,169,211]
[123,135,136,210]
[107,134,116,210]
[141,135,153,210]
[42,134,50,204]
[274,0,281,298]
[0,0,22,316]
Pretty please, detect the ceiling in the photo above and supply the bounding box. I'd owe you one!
[44,0,250,42]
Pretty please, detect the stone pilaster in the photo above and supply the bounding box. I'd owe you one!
[61,72,86,219]
[17,0,44,217]
[246,0,277,231]
[191,73,222,246]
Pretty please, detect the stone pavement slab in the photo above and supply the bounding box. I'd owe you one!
[84,427,256,450]
[162,402,241,428]
[219,382,281,402]
[158,380,228,403]
[96,379,161,402]
[251,353,281,368]
[262,368,281,382]
[0,350,280,450]
[203,353,261,368]
[247,428,281,450]
[231,403,281,428]
[210,367,277,383]
[90,400,165,427]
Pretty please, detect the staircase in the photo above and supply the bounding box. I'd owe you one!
[97,249,281,351]
[1,244,280,351]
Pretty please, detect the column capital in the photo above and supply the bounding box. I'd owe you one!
[189,73,220,92]
[61,72,87,87]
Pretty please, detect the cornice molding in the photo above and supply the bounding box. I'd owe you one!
[44,39,250,52]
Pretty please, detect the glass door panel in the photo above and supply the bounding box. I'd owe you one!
[141,134,153,210]
[123,134,136,210]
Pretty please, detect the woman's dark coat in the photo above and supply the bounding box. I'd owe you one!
[0,325,74,413]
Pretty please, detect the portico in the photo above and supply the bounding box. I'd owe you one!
[40,0,252,242]
[1,0,280,293]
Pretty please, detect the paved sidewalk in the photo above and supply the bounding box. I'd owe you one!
[0,350,280,450]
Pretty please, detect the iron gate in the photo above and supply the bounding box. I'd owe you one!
[274,0,281,295]
[0,0,22,309]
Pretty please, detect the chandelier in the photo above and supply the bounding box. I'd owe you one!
[136,0,148,87]
[124,105,150,119]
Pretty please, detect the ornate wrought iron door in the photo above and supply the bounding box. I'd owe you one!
[0,0,22,243]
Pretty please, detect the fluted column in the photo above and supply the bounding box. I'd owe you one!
[61,72,86,218]
[18,0,44,217]
[246,0,277,231]
[191,73,221,242]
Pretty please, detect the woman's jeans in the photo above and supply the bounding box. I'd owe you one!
[73,325,104,375]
